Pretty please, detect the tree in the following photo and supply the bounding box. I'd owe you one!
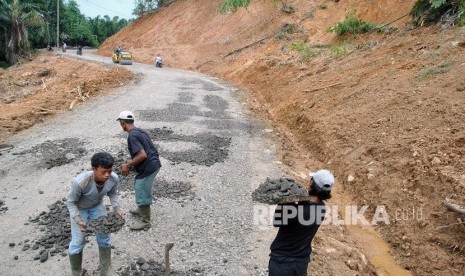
[0,0,44,64]
[132,0,156,17]
[411,0,465,26]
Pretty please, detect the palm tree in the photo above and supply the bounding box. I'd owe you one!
[0,0,44,64]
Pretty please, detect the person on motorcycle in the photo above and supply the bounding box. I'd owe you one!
[62,42,67,52]
[155,54,163,68]
[77,45,83,55]
[47,44,53,51]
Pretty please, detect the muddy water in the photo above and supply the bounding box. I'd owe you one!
[336,193,412,276]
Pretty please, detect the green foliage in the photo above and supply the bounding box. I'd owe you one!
[320,3,328,9]
[0,0,130,64]
[327,9,377,36]
[219,0,252,13]
[290,42,319,61]
[411,0,465,26]
[330,43,350,57]
[0,0,45,64]
[133,0,157,17]
[219,0,281,13]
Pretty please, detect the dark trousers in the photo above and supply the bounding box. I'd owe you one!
[268,257,309,276]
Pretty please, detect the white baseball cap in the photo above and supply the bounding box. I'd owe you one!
[310,169,335,191]
[116,111,135,121]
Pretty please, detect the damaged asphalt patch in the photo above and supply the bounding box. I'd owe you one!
[18,138,87,169]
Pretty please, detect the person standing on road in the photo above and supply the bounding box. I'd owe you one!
[268,169,334,276]
[117,111,162,230]
[67,152,121,276]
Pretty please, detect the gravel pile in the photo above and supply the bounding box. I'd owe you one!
[18,138,87,169]
[252,177,308,204]
[86,213,125,234]
[27,199,73,262]
[117,257,204,276]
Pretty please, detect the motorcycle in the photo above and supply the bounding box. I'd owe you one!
[77,48,82,55]
[155,59,163,68]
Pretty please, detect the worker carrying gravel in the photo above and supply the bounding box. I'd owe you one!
[67,152,122,276]
[269,169,335,276]
[117,111,162,230]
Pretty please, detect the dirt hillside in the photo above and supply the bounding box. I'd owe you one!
[98,0,465,275]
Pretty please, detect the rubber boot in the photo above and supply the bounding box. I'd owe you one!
[129,206,142,217]
[69,252,87,276]
[98,247,116,276]
[129,205,151,230]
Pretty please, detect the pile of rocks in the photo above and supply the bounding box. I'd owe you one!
[117,257,204,276]
[86,212,125,234]
[27,199,73,262]
[252,177,308,204]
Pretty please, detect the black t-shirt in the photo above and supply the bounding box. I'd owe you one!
[270,201,326,261]
[127,128,161,179]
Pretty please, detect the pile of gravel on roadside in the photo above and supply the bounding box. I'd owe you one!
[86,212,125,234]
[27,199,73,262]
[117,257,204,276]
[252,177,308,204]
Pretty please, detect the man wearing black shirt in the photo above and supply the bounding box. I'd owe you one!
[117,111,162,230]
[269,169,334,276]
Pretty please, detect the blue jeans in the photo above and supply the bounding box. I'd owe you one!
[135,168,160,206]
[68,203,111,255]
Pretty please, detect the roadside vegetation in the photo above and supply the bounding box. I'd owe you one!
[0,0,130,66]
[326,9,377,36]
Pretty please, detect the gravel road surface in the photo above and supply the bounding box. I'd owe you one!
[0,51,285,275]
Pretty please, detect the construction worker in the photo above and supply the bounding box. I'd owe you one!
[117,111,162,230]
[269,169,334,276]
[67,152,121,276]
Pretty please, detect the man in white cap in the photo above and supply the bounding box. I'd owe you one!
[117,111,162,230]
[268,169,335,276]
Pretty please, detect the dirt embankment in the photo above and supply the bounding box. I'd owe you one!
[0,52,133,142]
[98,0,465,274]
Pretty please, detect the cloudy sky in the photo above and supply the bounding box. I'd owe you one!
[73,0,135,20]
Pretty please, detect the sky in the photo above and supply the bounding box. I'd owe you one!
[73,0,135,20]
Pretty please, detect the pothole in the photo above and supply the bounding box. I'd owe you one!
[153,179,193,199]
[136,94,229,123]
[147,128,231,166]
